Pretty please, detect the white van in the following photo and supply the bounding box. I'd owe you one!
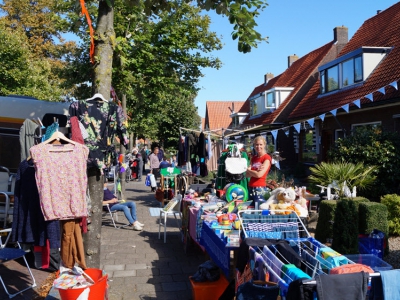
[0,95,70,173]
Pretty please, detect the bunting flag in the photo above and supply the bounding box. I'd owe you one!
[284,128,290,137]
[365,93,373,102]
[378,87,386,95]
[293,123,301,133]
[271,130,278,141]
[235,135,241,140]
[239,79,399,148]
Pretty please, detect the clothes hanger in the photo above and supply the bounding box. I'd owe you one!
[86,93,108,103]
[42,131,76,146]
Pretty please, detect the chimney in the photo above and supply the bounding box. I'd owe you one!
[264,73,274,85]
[334,26,348,44]
[334,26,348,56]
[288,54,299,68]
[377,10,381,14]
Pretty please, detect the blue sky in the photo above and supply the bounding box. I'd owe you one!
[195,0,398,118]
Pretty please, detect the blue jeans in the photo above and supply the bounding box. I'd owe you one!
[110,202,137,224]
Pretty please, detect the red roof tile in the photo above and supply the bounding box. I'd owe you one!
[205,101,245,132]
[288,2,400,121]
[241,41,335,126]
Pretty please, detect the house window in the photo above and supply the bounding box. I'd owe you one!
[342,59,354,87]
[326,65,339,92]
[303,129,317,163]
[250,100,257,116]
[352,122,381,133]
[354,56,362,82]
[232,116,239,127]
[266,92,275,108]
[320,71,326,94]
[335,129,345,141]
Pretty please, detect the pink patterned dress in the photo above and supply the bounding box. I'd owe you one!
[30,143,89,221]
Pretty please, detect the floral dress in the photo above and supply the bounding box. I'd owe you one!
[69,100,129,171]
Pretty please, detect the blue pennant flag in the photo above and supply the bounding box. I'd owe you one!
[353,99,361,108]
[271,130,278,141]
[378,87,386,95]
[330,109,337,116]
[390,81,398,90]
[293,123,301,133]
[306,118,314,128]
[342,103,349,113]
[365,93,373,102]
[319,113,325,122]
[284,129,290,136]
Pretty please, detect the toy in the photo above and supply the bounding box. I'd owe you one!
[261,187,296,209]
[260,187,306,216]
[225,184,248,202]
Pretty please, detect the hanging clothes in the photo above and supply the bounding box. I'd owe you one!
[60,219,87,269]
[69,100,128,170]
[19,119,40,162]
[11,159,61,248]
[30,143,89,221]
[206,139,221,172]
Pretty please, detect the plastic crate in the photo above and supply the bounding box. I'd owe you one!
[189,275,229,300]
[344,254,392,272]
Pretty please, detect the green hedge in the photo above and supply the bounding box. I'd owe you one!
[315,197,369,244]
[358,202,389,235]
[315,200,337,243]
[332,199,359,254]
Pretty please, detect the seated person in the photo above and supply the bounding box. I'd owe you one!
[159,156,171,169]
[103,183,144,231]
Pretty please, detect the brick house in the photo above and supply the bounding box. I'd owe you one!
[236,2,400,171]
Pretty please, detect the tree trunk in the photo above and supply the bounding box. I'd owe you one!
[83,0,115,268]
[93,0,114,96]
[83,168,103,268]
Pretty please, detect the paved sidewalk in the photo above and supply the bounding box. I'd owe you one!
[0,177,207,300]
[98,179,206,300]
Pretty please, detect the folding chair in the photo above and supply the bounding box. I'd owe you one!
[102,204,131,229]
[102,204,118,229]
[158,193,183,243]
[0,167,15,228]
[0,228,36,298]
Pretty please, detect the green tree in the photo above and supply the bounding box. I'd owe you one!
[329,125,400,200]
[0,0,80,99]
[112,1,220,141]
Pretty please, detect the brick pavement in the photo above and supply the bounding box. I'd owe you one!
[0,176,207,300]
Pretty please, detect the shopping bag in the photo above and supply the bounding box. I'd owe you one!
[225,157,247,174]
[145,174,151,187]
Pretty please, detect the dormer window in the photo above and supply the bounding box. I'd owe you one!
[266,92,275,108]
[319,47,391,94]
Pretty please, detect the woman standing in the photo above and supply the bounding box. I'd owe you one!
[246,136,272,209]
[148,147,160,191]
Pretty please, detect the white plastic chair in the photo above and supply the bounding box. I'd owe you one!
[0,228,37,298]
[158,193,183,243]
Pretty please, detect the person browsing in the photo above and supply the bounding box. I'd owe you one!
[103,183,144,231]
[246,136,272,209]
